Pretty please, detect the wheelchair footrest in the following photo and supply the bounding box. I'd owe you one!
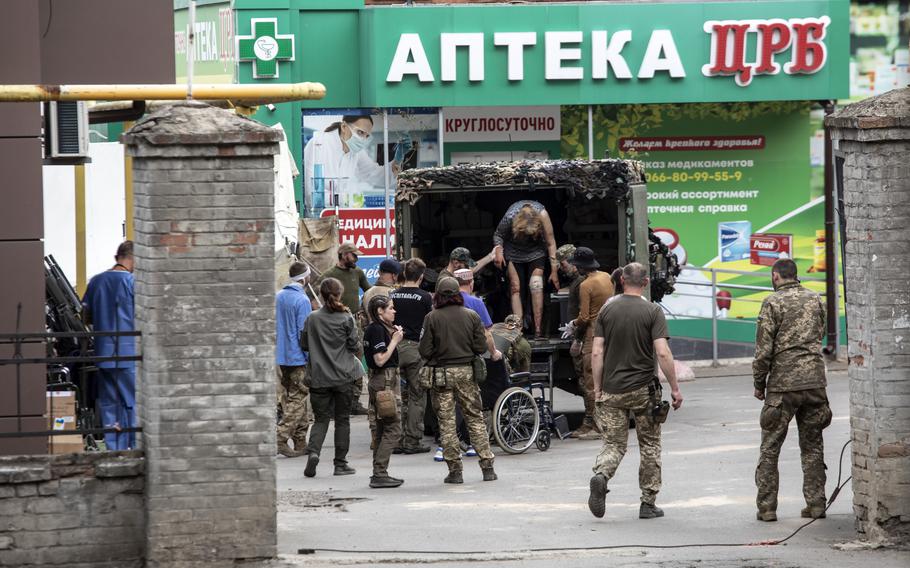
[553,414,571,440]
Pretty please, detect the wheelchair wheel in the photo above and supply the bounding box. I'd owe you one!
[535,430,551,452]
[493,387,540,454]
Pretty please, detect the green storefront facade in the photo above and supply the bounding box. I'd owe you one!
[225,0,849,339]
[233,0,848,182]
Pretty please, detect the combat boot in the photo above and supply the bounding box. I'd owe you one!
[291,437,309,457]
[334,464,356,476]
[569,423,593,439]
[304,453,319,478]
[801,506,826,519]
[639,503,665,519]
[277,440,295,458]
[370,475,403,489]
[588,473,609,518]
[481,467,498,481]
[444,461,463,484]
[756,510,777,522]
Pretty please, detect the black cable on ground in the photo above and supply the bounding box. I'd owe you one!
[298,439,853,556]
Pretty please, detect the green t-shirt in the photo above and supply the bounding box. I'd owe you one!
[320,265,371,313]
[594,295,669,394]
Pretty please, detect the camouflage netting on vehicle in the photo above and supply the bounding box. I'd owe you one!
[396,159,645,204]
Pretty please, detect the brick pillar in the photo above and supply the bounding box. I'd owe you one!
[827,88,910,545]
[123,102,282,566]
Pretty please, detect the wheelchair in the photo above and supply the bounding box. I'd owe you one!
[481,361,566,454]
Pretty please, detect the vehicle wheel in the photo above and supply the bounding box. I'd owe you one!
[492,387,540,454]
[535,430,551,452]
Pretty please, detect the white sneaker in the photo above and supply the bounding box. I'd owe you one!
[433,447,444,462]
[465,446,478,457]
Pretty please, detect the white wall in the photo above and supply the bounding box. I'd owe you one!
[42,165,76,280]
[43,143,126,286]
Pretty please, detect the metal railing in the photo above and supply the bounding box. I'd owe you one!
[661,265,843,366]
[0,329,142,450]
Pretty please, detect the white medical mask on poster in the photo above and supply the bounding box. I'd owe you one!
[344,123,372,153]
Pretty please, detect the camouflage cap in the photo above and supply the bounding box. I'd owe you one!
[555,244,576,262]
[449,247,476,267]
[338,243,363,256]
[504,314,522,328]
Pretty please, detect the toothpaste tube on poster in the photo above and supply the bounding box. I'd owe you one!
[749,233,793,266]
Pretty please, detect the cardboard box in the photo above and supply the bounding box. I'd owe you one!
[47,390,76,415]
[48,434,84,455]
[749,233,793,266]
[46,391,77,431]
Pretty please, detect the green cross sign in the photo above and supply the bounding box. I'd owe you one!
[237,18,295,79]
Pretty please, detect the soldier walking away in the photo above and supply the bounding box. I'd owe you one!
[389,259,434,454]
[320,243,371,415]
[419,277,502,484]
[587,263,683,520]
[276,262,314,457]
[82,241,137,451]
[753,258,831,522]
[302,278,364,478]
[566,247,614,440]
[363,295,406,488]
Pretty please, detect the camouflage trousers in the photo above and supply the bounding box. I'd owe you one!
[592,384,662,505]
[756,388,832,514]
[580,329,597,425]
[352,320,367,411]
[277,366,311,449]
[368,368,402,477]
[398,340,427,450]
[277,367,287,412]
[430,365,494,471]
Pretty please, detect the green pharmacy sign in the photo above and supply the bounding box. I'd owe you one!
[237,17,294,79]
[360,0,848,106]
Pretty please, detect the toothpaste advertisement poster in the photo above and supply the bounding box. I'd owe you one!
[563,103,844,328]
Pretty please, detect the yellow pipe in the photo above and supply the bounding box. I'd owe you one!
[0,82,325,103]
[123,121,135,241]
[74,165,87,297]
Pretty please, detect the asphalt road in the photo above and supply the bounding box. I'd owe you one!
[274,369,909,567]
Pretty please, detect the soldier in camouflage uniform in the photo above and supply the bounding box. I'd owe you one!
[276,262,314,457]
[277,367,312,455]
[753,258,831,522]
[587,263,683,520]
[555,245,589,434]
[419,277,503,484]
[490,315,532,374]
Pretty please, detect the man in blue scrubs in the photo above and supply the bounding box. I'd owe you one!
[454,269,493,329]
[83,241,136,451]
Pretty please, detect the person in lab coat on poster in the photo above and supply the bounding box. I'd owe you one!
[304,115,400,210]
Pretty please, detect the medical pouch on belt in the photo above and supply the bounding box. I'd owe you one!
[375,371,397,419]
[649,377,670,424]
